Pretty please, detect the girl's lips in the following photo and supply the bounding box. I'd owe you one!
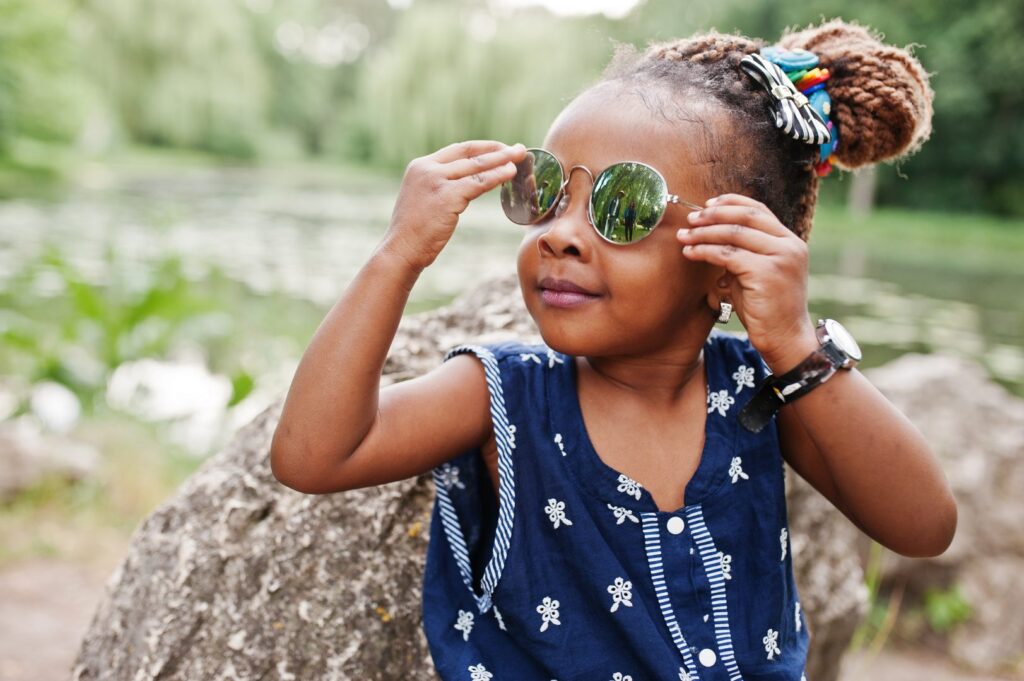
[539,288,600,308]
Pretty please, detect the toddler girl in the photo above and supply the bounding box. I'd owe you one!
[271,17,957,681]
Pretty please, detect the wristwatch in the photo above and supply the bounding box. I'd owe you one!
[738,318,862,433]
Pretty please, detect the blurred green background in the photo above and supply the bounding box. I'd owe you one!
[0,0,1021,678]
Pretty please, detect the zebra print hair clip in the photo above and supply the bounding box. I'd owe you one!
[739,51,832,147]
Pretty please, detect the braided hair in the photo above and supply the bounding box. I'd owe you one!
[593,18,934,241]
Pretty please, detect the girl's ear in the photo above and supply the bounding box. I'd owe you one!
[706,268,733,320]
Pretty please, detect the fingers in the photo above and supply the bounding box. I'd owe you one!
[677,223,777,255]
[431,139,519,164]
[679,241,758,274]
[444,143,526,180]
[687,203,792,239]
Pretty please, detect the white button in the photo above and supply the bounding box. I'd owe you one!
[667,516,685,534]
[699,648,717,667]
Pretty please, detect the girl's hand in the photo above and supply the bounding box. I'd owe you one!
[677,193,819,373]
[380,140,527,273]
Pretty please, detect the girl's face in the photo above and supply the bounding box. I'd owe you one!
[516,86,726,358]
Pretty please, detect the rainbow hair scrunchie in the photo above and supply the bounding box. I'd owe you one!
[753,45,839,177]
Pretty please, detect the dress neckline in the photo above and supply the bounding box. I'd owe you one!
[547,332,735,515]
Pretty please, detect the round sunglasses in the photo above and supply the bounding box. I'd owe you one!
[499,147,705,245]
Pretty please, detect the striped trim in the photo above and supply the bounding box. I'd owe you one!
[431,344,517,613]
[640,513,701,680]
[685,504,744,681]
[740,53,831,146]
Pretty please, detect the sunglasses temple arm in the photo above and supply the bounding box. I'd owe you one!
[669,195,706,212]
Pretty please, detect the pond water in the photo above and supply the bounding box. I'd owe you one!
[2,165,1021,454]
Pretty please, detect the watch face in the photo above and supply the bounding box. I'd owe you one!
[824,319,862,361]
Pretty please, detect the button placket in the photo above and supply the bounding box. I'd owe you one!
[665,510,725,675]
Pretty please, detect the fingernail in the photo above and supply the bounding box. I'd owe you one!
[688,211,701,221]
[706,197,719,205]
[677,228,689,237]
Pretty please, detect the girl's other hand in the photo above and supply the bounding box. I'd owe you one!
[380,140,527,273]
[677,193,818,373]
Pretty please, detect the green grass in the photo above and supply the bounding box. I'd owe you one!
[812,203,1024,270]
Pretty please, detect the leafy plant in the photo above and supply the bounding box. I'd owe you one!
[922,585,972,633]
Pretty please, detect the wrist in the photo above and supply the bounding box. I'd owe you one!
[760,324,820,375]
[374,238,429,277]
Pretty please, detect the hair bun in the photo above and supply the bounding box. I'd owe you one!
[776,18,934,169]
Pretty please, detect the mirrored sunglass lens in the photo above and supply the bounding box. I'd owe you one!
[500,149,562,225]
[590,163,666,244]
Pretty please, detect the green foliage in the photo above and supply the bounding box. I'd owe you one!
[349,3,611,170]
[0,246,223,413]
[0,0,83,147]
[0,0,1021,214]
[0,0,86,195]
[74,0,270,156]
[922,585,972,633]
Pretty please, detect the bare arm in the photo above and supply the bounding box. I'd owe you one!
[270,140,526,493]
[772,334,958,558]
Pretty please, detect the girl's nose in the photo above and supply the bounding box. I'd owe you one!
[536,192,590,257]
[537,172,593,258]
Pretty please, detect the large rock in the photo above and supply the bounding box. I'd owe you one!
[864,354,1024,675]
[72,274,868,680]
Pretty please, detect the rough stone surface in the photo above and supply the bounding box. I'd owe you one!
[73,274,868,680]
[864,354,1024,676]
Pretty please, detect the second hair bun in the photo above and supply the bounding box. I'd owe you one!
[777,17,935,170]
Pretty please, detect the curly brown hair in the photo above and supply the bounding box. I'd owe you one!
[592,18,935,241]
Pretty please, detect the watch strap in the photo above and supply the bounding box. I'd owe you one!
[738,341,841,433]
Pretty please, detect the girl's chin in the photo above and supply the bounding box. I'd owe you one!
[530,319,606,358]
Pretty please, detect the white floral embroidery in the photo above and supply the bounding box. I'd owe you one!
[454,609,474,641]
[544,498,573,529]
[438,463,465,491]
[616,473,643,500]
[718,551,732,580]
[795,601,802,632]
[780,527,789,561]
[611,674,633,681]
[546,348,565,368]
[607,503,640,525]
[707,388,735,416]
[728,456,749,483]
[468,663,493,680]
[520,352,542,365]
[732,364,756,393]
[607,577,633,612]
[763,627,781,660]
[536,596,561,632]
[678,668,691,681]
[508,423,517,449]
[553,432,566,456]
[493,604,507,632]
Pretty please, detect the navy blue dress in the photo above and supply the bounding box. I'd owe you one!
[422,329,811,680]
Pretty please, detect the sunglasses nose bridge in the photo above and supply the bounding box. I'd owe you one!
[559,164,594,195]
